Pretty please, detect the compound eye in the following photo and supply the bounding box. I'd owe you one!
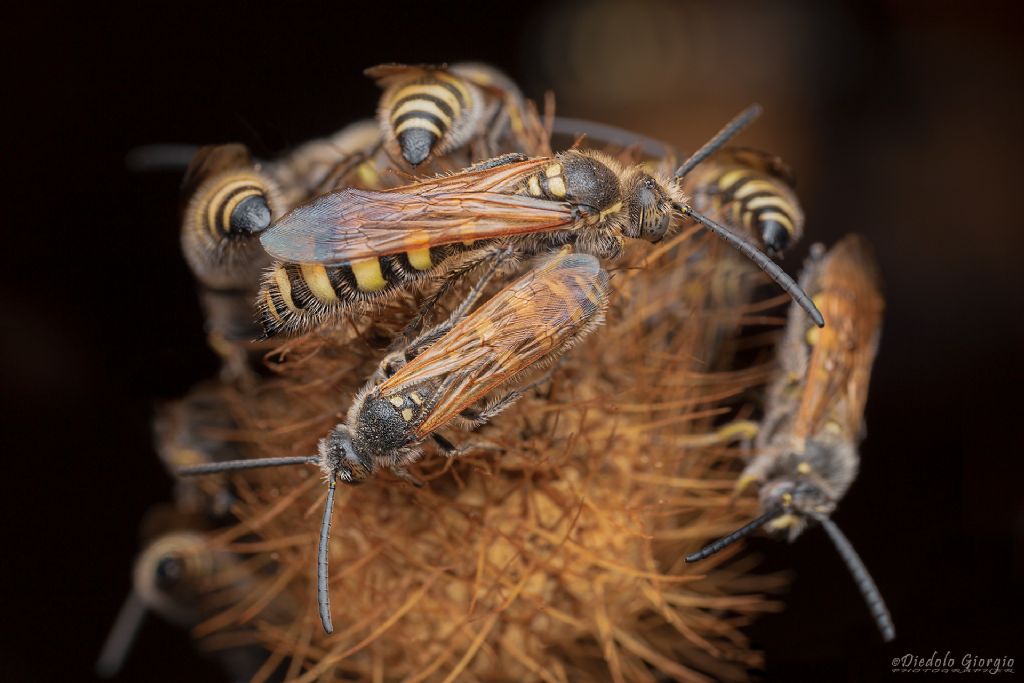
[155,554,185,590]
[761,220,791,255]
[230,194,272,235]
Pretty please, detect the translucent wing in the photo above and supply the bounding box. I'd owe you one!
[378,249,609,437]
[260,157,571,265]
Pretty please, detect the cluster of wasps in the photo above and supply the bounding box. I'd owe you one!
[101,61,893,678]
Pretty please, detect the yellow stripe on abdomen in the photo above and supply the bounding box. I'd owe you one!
[407,248,433,271]
[272,265,299,313]
[351,258,388,291]
[300,263,338,302]
[394,117,443,138]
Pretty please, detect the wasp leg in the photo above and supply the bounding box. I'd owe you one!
[465,152,529,173]
[390,465,424,488]
[431,433,503,459]
[402,245,516,341]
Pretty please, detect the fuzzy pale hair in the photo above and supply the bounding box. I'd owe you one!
[195,228,786,683]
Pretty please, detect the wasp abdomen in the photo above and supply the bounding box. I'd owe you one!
[257,245,467,337]
[383,70,479,166]
[710,166,803,255]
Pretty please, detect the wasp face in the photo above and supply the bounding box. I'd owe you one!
[759,469,836,540]
[318,426,373,484]
[621,172,673,243]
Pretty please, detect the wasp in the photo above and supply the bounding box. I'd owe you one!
[153,383,245,518]
[179,247,610,633]
[179,144,286,380]
[268,118,384,205]
[95,532,256,677]
[369,62,536,167]
[682,147,802,258]
[686,234,894,642]
[257,105,823,338]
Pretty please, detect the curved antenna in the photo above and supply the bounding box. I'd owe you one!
[817,515,896,642]
[674,103,763,180]
[125,144,201,173]
[95,591,148,677]
[550,116,678,158]
[318,479,338,633]
[678,205,825,327]
[686,507,782,562]
[178,455,319,476]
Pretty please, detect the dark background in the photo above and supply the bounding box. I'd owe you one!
[4,1,1022,681]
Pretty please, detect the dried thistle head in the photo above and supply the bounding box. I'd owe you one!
[194,232,786,683]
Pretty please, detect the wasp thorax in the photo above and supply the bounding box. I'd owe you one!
[621,172,673,242]
[559,151,623,213]
[318,426,373,484]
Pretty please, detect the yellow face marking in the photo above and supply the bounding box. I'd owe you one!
[409,392,423,405]
[300,263,338,302]
[782,492,794,506]
[797,462,812,475]
[545,163,562,178]
[401,408,414,421]
[393,84,461,112]
[273,265,299,313]
[388,396,405,408]
[547,176,567,198]
[527,175,542,197]
[768,514,800,531]
[599,201,623,221]
[351,258,388,292]
[394,117,444,138]
[407,247,433,271]
[392,98,453,126]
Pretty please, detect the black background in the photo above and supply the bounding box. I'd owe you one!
[4,1,1022,681]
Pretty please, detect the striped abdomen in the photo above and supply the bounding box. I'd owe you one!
[258,244,481,337]
[376,67,483,166]
[181,145,283,289]
[688,156,804,256]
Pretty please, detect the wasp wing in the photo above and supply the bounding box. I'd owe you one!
[260,156,568,265]
[377,249,609,438]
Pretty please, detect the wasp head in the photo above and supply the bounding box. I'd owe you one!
[759,462,837,541]
[620,171,675,243]
[318,426,373,484]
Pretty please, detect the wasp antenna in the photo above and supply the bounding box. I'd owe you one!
[679,205,825,327]
[551,116,677,158]
[674,104,763,180]
[125,144,201,173]
[686,507,782,562]
[817,516,896,642]
[95,590,148,677]
[318,478,337,634]
[178,455,320,476]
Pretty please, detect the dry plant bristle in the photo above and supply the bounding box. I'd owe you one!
[191,234,786,682]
